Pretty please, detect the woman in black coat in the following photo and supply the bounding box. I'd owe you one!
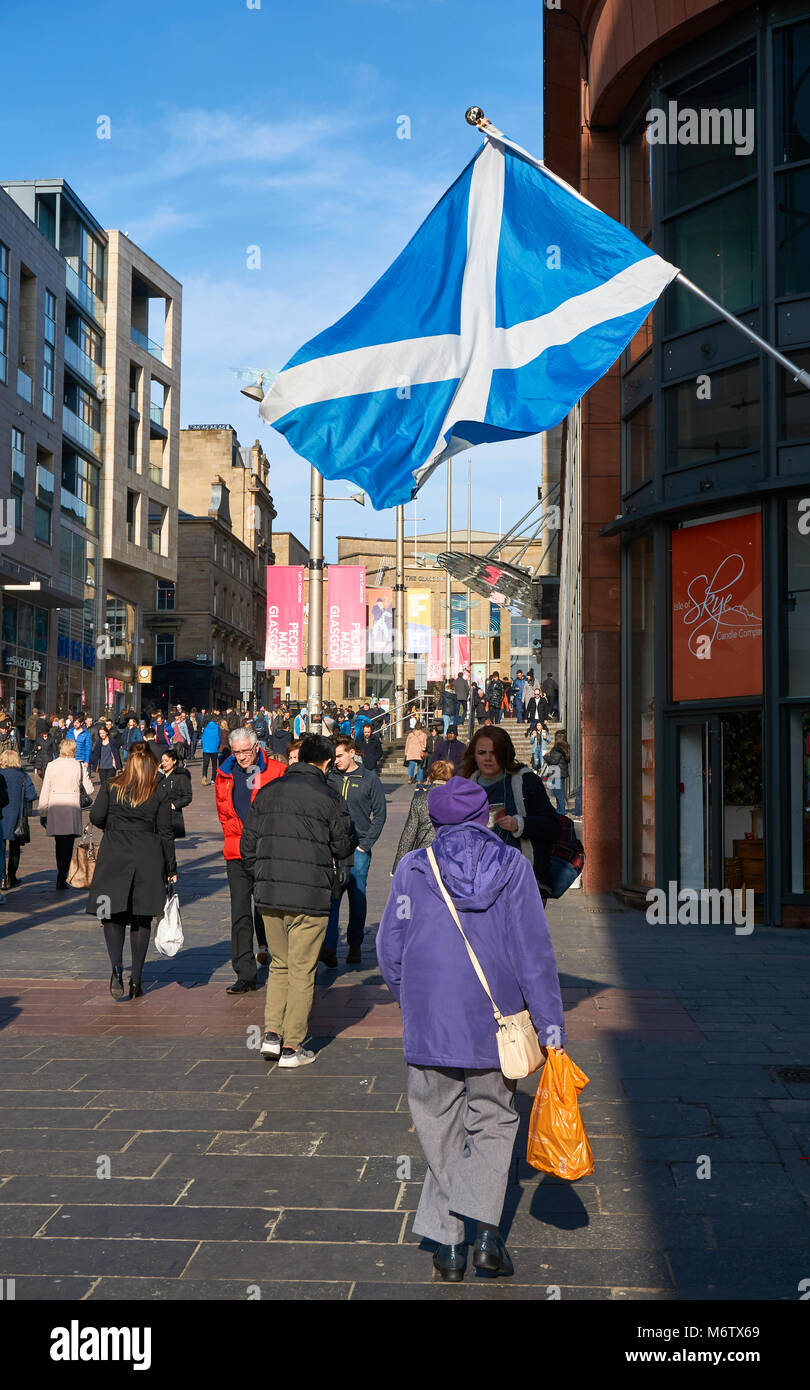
[156,748,193,838]
[86,743,177,1000]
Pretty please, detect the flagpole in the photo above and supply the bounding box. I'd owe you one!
[394,504,405,738]
[445,458,452,683]
[306,464,324,732]
[675,274,810,390]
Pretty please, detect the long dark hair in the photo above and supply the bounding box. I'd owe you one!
[459,725,522,779]
[108,742,159,806]
[554,729,571,760]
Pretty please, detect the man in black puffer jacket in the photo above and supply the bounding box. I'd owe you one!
[240,734,357,1069]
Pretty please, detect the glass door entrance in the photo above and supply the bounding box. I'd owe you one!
[676,710,764,917]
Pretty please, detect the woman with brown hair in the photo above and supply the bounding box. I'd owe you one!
[459,725,560,901]
[543,729,571,815]
[392,759,455,871]
[86,742,177,1000]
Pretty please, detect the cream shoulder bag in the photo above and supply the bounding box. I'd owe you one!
[425,845,543,1080]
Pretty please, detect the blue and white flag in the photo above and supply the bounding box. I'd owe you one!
[260,124,679,511]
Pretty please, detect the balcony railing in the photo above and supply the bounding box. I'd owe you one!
[129,389,138,411]
[17,367,32,403]
[149,465,163,486]
[127,451,137,471]
[130,325,164,362]
[62,405,101,458]
[149,403,164,427]
[147,530,162,554]
[60,486,87,525]
[64,334,99,387]
[65,263,104,325]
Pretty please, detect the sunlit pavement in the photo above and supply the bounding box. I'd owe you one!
[0,762,809,1300]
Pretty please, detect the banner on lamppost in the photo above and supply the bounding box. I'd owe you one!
[406,589,431,655]
[427,633,444,683]
[367,586,394,656]
[452,635,470,672]
[265,566,304,669]
[327,565,367,670]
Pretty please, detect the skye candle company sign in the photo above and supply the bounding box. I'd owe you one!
[327,566,366,670]
[265,566,304,669]
[671,513,762,701]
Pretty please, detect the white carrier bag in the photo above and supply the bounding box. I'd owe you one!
[155,892,184,957]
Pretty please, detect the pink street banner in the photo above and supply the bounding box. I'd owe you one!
[427,633,444,682]
[328,565,367,670]
[265,566,304,669]
[452,635,470,673]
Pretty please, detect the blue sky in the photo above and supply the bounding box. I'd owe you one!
[1,0,545,561]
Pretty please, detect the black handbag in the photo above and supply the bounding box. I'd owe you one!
[79,785,93,810]
[13,801,30,843]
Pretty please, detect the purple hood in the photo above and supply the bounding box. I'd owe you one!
[377,822,566,1069]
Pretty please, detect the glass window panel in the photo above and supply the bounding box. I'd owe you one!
[786,495,810,697]
[775,168,810,296]
[779,347,810,439]
[629,536,655,888]
[667,185,759,332]
[33,607,49,654]
[787,708,810,894]
[776,18,810,165]
[665,52,757,208]
[17,603,33,649]
[665,359,760,469]
[626,399,654,492]
[1,599,17,644]
[34,504,51,544]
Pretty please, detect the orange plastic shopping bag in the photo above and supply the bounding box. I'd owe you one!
[526,1048,595,1180]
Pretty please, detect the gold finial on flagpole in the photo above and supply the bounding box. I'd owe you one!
[465,107,503,137]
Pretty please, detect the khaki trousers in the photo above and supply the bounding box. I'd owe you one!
[261,910,329,1052]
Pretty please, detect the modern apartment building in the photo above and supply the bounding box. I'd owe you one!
[138,426,276,712]
[0,184,76,719]
[0,178,181,721]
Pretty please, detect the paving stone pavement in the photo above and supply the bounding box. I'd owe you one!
[1,757,809,1300]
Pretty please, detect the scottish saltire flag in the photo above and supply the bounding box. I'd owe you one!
[259,126,679,511]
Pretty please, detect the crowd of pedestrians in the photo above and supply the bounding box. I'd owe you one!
[0,676,569,1282]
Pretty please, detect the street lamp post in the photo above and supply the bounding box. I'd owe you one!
[306,466,324,732]
[394,504,405,738]
[306,476,366,731]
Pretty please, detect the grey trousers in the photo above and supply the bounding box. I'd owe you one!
[407,1064,518,1246]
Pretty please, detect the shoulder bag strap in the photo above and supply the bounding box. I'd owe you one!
[425,846,503,1023]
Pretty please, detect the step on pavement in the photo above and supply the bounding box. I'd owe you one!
[0,757,809,1300]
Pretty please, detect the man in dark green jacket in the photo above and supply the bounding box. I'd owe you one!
[321,735,387,967]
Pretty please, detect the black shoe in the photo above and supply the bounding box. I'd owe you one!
[109,966,124,1001]
[346,947,362,965]
[55,880,68,891]
[226,979,257,994]
[433,1243,467,1282]
[128,981,143,999]
[7,877,18,888]
[472,1228,514,1276]
[318,947,338,969]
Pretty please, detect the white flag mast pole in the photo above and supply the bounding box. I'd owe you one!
[464,106,810,395]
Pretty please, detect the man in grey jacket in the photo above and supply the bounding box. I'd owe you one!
[320,735,387,967]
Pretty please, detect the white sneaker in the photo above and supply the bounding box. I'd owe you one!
[260,1032,282,1058]
[278,1047,316,1069]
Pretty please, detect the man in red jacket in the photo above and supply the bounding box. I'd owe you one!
[216,726,286,993]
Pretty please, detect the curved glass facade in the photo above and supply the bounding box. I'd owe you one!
[619,5,810,923]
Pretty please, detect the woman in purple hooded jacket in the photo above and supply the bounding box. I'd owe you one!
[376,778,566,1284]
